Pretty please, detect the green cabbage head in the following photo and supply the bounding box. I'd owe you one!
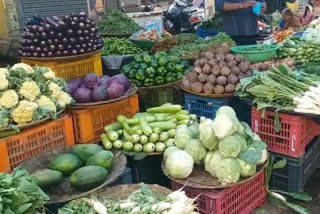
[165,150,194,179]
[185,139,207,165]
[212,114,238,140]
[204,150,223,177]
[237,158,257,177]
[215,158,241,185]
[174,125,192,149]
[199,118,219,151]
[218,134,244,158]
[163,146,180,162]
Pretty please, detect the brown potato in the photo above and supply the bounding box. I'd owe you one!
[194,59,201,67]
[207,74,216,84]
[220,67,231,76]
[231,66,241,74]
[202,64,211,74]
[216,76,227,86]
[218,60,227,68]
[214,85,225,94]
[215,53,225,61]
[182,79,191,90]
[225,53,235,62]
[199,58,207,67]
[227,60,237,68]
[234,54,243,63]
[208,59,217,66]
[225,83,236,93]
[191,82,203,93]
[228,73,239,84]
[198,73,208,83]
[211,65,220,76]
[203,82,214,94]
[204,52,214,60]
[194,67,202,74]
[239,61,250,73]
[187,71,198,83]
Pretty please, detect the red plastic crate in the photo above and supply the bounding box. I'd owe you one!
[251,107,320,158]
[171,170,266,214]
[0,114,75,172]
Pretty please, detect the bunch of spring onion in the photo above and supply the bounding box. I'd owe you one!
[58,184,199,214]
[236,64,320,115]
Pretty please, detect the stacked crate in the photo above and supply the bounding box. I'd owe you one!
[251,107,320,192]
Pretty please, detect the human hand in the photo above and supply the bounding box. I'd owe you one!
[261,3,267,12]
[242,1,257,8]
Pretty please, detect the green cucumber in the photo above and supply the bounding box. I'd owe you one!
[101,134,113,150]
[106,130,119,141]
[104,122,123,132]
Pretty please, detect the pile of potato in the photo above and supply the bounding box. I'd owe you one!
[182,52,252,94]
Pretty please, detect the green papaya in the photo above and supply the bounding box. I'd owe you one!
[72,144,103,162]
[49,153,83,176]
[32,169,63,188]
[86,150,114,170]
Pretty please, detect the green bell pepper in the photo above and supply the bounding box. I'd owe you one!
[143,54,152,64]
[144,78,154,87]
[166,63,176,72]
[168,55,180,64]
[175,64,184,73]
[128,69,137,79]
[122,64,131,75]
[150,59,158,68]
[139,63,148,70]
[134,54,144,63]
[165,75,175,83]
[176,72,184,80]
[145,67,156,77]
[154,51,166,59]
[157,66,167,75]
[158,57,169,66]
[155,76,165,85]
[135,69,145,81]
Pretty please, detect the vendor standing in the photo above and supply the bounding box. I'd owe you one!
[215,0,266,45]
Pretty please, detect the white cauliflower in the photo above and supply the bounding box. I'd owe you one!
[48,82,62,98]
[43,68,56,79]
[0,73,9,91]
[0,90,19,109]
[19,81,40,101]
[11,63,34,74]
[0,68,9,76]
[11,100,38,124]
[37,95,57,112]
[56,91,72,108]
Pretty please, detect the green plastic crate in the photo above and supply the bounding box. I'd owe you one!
[138,88,184,112]
[231,44,278,63]
[129,31,156,50]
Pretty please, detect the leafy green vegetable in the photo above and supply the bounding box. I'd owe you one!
[0,168,49,214]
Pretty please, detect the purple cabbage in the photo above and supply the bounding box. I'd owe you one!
[67,78,82,95]
[73,87,92,103]
[107,83,124,99]
[92,85,108,102]
[109,74,130,91]
[82,73,99,89]
[99,75,110,86]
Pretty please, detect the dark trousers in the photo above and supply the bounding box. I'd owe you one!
[231,35,258,45]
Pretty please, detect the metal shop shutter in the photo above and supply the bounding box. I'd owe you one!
[19,0,88,21]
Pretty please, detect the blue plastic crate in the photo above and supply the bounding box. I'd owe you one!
[184,93,229,119]
[197,26,219,39]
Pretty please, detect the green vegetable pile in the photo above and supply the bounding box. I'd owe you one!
[236,64,320,121]
[98,10,142,35]
[0,168,49,214]
[201,12,223,31]
[121,52,191,87]
[169,32,235,60]
[101,38,144,56]
[277,36,320,64]
[58,184,198,214]
[32,144,114,192]
[164,106,268,185]
[101,103,197,156]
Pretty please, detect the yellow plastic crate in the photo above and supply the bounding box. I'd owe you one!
[21,52,102,81]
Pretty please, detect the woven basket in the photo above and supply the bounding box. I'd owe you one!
[19,146,127,204]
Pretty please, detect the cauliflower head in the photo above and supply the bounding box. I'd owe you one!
[11,63,34,74]
[19,81,40,101]
[43,68,56,79]
[56,91,72,108]
[0,90,19,109]
[12,100,38,124]
[0,68,9,76]
[48,82,62,98]
[37,95,57,112]
[0,73,9,91]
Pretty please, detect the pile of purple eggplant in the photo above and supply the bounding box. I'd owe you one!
[19,12,103,58]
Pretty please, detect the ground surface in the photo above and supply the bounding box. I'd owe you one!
[254,169,320,214]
